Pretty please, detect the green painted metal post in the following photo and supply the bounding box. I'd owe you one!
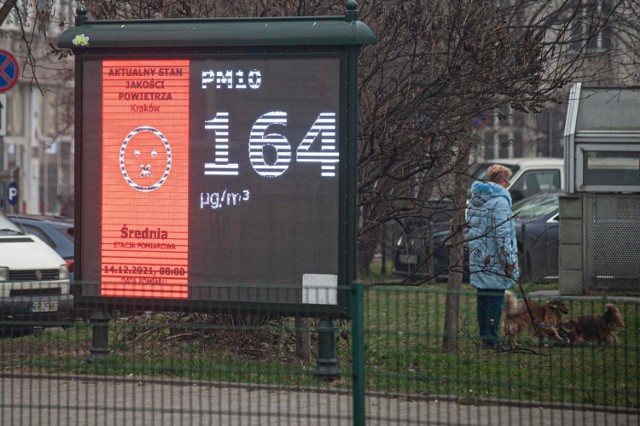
[345,3,359,289]
[314,317,341,379]
[86,306,110,363]
[351,282,365,426]
[346,3,366,422]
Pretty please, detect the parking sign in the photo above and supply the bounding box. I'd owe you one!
[7,182,18,206]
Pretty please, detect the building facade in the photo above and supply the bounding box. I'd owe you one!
[1,0,638,212]
[0,0,75,214]
[471,0,638,164]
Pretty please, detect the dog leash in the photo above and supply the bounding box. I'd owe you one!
[514,281,571,348]
[517,280,543,339]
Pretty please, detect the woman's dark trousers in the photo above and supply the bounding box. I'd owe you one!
[477,289,506,348]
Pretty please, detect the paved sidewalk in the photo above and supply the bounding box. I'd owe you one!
[1,375,637,425]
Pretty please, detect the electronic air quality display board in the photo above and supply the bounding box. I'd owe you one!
[79,55,344,310]
[61,10,376,317]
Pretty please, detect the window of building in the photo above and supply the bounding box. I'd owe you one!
[571,0,613,52]
[6,86,24,137]
[498,134,511,159]
[40,90,58,138]
[583,151,640,186]
[483,132,495,160]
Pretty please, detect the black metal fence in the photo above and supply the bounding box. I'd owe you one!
[1,284,638,425]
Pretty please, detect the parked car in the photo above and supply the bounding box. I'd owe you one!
[393,223,469,282]
[0,211,73,336]
[399,157,563,234]
[393,158,564,281]
[394,191,561,283]
[513,190,560,283]
[470,157,564,203]
[8,214,74,274]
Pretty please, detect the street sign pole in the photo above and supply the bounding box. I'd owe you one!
[0,93,6,137]
[0,92,9,205]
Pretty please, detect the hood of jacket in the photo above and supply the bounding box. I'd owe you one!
[469,181,512,209]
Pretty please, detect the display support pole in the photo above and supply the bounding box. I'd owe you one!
[314,316,341,379]
[87,306,110,363]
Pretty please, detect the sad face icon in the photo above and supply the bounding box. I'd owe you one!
[138,149,156,178]
[119,126,172,192]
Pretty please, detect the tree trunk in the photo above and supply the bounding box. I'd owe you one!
[0,0,17,26]
[442,146,472,353]
[295,317,311,362]
[357,209,381,277]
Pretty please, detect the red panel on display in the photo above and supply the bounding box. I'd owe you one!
[101,60,190,298]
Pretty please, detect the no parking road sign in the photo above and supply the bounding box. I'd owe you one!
[0,50,19,93]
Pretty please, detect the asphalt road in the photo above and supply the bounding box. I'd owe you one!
[1,375,636,426]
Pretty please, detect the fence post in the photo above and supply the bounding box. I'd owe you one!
[520,222,527,281]
[351,281,365,426]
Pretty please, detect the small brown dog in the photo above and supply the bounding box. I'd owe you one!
[502,290,569,349]
[560,304,625,344]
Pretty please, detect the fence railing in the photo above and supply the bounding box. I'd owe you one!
[0,283,638,425]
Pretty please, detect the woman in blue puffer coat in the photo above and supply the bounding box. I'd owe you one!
[466,164,520,349]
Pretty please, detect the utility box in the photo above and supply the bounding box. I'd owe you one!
[564,84,640,194]
[560,83,640,294]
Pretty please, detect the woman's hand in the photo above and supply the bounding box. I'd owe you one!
[505,263,515,278]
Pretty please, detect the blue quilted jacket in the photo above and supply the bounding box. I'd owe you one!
[466,181,519,290]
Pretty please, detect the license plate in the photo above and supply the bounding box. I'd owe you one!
[30,301,59,313]
[399,254,418,265]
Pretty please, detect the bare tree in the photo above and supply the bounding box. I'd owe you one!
[76,0,640,352]
[0,0,18,25]
[353,0,629,350]
[5,0,639,353]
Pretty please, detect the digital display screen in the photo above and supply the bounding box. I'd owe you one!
[80,55,342,307]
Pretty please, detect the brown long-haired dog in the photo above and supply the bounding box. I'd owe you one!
[502,290,569,349]
[560,304,625,344]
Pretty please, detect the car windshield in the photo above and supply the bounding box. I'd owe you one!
[0,212,22,233]
[512,192,559,219]
[51,223,75,241]
[471,162,520,182]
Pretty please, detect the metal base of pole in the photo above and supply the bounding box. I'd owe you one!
[86,306,110,363]
[314,317,341,380]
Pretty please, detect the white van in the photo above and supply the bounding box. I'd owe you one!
[0,210,73,334]
[470,157,564,202]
